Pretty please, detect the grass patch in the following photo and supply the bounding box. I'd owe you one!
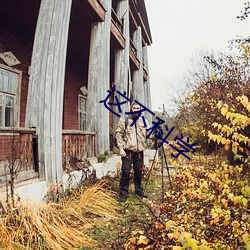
[0,181,121,249]
[85,174,165,249]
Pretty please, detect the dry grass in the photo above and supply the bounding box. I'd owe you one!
[0,181,121,249]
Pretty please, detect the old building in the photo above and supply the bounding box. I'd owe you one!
[0,0,152,188]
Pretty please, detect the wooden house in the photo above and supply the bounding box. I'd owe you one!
[0,0,152,187]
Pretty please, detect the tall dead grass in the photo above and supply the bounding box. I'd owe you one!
[0,181,120,249]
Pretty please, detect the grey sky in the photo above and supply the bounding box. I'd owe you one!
[145,0,250,112]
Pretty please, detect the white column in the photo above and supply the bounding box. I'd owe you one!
[25,0,72,183]
[132,26,144,104]
[113,0,130,127]
[87,0,111,155]
[143,45,152,124]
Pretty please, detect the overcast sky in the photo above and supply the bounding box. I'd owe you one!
[145,0,250,112]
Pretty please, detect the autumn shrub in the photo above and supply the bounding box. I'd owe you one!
[207,95,250,167]
[176,47,250,155]
[125,163,250,249]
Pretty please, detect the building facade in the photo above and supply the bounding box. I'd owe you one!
[0,0,152,186]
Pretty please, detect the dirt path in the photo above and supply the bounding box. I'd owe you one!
[87,169,171,250]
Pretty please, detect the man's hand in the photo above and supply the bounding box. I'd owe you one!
[120,148,126,157]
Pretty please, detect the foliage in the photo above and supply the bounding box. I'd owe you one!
[125,162,250,249]
[98,150,112,163]
[176,45,250,155]
[207,95,250,163]
[4,130,21,209]
[83,173,163,249]
[237,2,250,20]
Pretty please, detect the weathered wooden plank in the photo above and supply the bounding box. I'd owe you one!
[132,26,144,104]
[0,170,38,189]
[110,20,125,49]
[56,0,73,181]
[0,127,35,133]
[75,0,106,22]
[137,13,152,46]
[113,0,130,132]
[129,8,138,30]
[62,130,96,135]
[26,0,72,183]
[87,0,111,155]
[0,132,35,177]
[129,47,140,70]
[61,134,95,167]
[142,45,152,124]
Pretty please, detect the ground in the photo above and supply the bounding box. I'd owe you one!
[85,164,171,250]
[82,153,250,250]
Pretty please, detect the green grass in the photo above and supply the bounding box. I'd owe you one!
[83,175,165,249]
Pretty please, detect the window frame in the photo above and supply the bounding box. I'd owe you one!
[78,95,87,131]
[0,64,22,129]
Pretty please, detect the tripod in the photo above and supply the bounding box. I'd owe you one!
[144,140,173,203]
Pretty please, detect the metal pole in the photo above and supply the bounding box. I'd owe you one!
[160,146,164,203]
[144,145,158,192]
[162,146,172,190]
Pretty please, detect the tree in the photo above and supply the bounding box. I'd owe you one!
[208,95,250,168]
[175,45,250,158]
[237,2,250,20]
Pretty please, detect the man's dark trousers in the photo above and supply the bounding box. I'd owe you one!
[119,150,144,198]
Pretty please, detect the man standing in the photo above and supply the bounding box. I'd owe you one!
[115,102,153,202]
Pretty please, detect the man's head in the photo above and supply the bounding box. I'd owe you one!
[130,102,141,119]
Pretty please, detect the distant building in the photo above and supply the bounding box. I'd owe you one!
[0,0,152,186]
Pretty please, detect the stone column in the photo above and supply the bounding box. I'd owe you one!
[25,0,72,183]
[132,26,144,104]
[87,0,111,155]
[142,45,152,124]
[113,0,130,129]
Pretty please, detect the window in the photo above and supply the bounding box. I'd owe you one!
[78,95,87,131]
[0,66,20,127]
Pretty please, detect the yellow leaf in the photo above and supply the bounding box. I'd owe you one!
[243,233,250,250]
[217,136,222,144]
[165,220,175,230]
[168,233,174,240]
[173,228,181,239]
[182,238,199,250]
[212,122,218,128]
[178,232,192,243]
[132,230,144,235]
[129,237,137,244]
[183,213,188,222]
[224,143,230,151]
[246,103,250,112]
[226,112,231,120]
[221,107,227,116]
[173,247,182,250]
[200,239,209,245]
[221,137,226,144]
[199,208,204,214]
[241,186,250,196]
[241,95,249,106]
[242,198,248,209]
[228,193,234,201]
[182,196,187,203]
[236,96,241,101]
[223,214,231,226]
[137,235,148,245]
[221,198,228,208]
